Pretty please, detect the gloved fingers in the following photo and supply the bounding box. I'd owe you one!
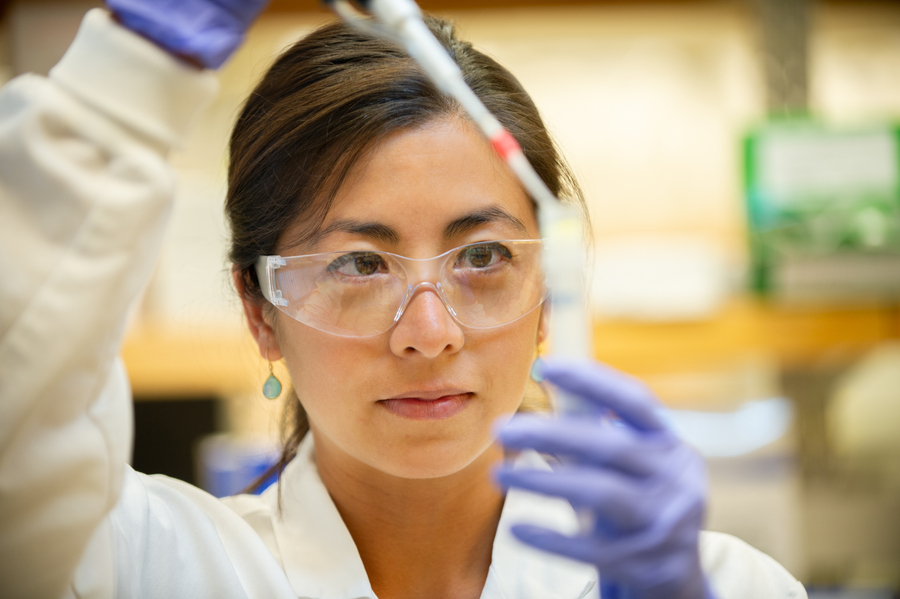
[513,524,712,599]
[514,520,691,568]
[107,0,271,68]
[496,414,674,476]
[510,524,615,567]
[539,358,668,433]
[494,465,659,532]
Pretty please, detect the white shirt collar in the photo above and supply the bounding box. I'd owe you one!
[262,436,597,599]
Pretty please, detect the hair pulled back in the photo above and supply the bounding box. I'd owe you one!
[226,16,584,488]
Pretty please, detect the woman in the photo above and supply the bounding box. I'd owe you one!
[0,1,806,598]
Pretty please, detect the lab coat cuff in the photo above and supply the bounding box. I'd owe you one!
[49,8,219,149]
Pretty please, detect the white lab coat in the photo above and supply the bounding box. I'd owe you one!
[0,9,807,599]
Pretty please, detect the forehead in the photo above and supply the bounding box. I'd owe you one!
[297,117,538,252]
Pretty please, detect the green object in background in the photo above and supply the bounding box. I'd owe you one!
[743,121,900,300]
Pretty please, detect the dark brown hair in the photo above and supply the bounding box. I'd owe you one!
[226,16,584,492]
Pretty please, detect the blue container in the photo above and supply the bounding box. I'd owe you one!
[195,434,280,498]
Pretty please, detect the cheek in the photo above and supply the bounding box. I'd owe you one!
[276,327,392,469]
[481,315,541,410]
[276,324,369,410]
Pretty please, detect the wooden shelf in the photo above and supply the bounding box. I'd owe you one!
[121,326,263,399]
[593,298,900,376]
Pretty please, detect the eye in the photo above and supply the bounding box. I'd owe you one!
[327,252,389,276]
[456,243,513,269]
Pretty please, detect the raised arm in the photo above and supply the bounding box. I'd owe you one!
[0,9,221,598]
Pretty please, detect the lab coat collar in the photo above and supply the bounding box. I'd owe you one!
[265,437,375,599]
[264,436,597,599]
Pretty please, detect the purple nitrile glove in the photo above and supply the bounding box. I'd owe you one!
[106,0,270,68]
[494,358,717,599]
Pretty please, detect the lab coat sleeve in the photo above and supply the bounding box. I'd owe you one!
[0,9,217,598]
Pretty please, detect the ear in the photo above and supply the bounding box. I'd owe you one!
[233,268,283,361]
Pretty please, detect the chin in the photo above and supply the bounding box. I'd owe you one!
[366,436,498,480]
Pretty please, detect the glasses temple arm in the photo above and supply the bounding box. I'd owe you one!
[255,255,289,307]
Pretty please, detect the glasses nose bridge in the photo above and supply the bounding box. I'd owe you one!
[395,251,450,287]
[393,252,458,324]
[395,281,459,324]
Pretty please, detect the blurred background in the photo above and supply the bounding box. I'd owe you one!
[1,0,898,594]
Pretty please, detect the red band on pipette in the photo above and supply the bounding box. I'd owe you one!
[491,129,521,160]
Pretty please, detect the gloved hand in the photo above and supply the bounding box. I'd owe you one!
[494,358,716,599]
[106,0,270,68]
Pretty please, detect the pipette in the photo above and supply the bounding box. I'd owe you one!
[322,0,594,416]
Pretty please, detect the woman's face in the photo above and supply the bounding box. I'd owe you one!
[271,116,544,480]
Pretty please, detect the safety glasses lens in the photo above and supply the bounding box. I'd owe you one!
[271,240,544,336]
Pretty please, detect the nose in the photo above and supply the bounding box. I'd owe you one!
[389,284,464,358]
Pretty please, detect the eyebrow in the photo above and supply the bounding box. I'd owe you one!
[443,206,528,239]
[311,205,528,248]
[310,220,401,247]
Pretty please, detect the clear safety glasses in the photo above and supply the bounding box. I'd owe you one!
[255,239,547,337]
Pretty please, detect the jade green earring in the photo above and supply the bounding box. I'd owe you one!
[262,351,282,400]
[530,341,547,383]
[530,356,546,383]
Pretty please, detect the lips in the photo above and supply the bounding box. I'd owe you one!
[379,389,473,420]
